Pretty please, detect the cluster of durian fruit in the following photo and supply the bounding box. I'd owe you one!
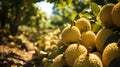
[50,2,120,67]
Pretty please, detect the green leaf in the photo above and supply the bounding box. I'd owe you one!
[57,4,63,10]
[71,13,77,21]
[90,2,100,17]
[67,0,72,4]
[74,14,80,21]
[92,21,102,33]
[79,13,93,19]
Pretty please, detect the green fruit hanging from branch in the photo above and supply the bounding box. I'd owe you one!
[75,18,91,33]
[61,21,81,46]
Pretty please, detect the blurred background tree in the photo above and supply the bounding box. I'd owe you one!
[0,0,45,35]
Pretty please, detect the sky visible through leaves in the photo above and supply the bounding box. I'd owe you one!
[36,1,54,17]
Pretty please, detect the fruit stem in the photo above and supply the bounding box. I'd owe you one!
[88,47,92,53]
[70,20,73,27]
[86,47,91,56]
[87,49,90,56]
[63,52,65,58]
[78,14,81,19]
[70,20,75,27]
[78,38,82,45]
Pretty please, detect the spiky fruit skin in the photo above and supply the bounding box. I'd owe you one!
[95,28,113,52]
[99,4,114,27]
[61,26,81,46]
[112,2,120,27]
[81,31,96,52]
[75,18,91,33]
[102,42,120,67]
[92,52,102,59]
[51,54,67,67]
[73,54,103,67]
[64,43,87,67]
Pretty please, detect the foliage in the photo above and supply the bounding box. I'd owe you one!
[50,0,90,26]
[0,0,119,35]
[0,0,48,35]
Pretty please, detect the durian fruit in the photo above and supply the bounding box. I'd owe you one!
[51,54,67,67]
[50,45,58,53]
[95,28,113,52]
[61,25,81,46]
[44,41,51,52]
[99,3,114,27]
[81,31,96,52]
[64,43,87,67]
[41,57,49,67]
[102,41,120,67]
[73,53,103,67]
[111,2,120,27]
[92,51,102,59]
[8,42,16,48]
[75,18,91,33]
[42,58,53,67]
[43,34,51,41]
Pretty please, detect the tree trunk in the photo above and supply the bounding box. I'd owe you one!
[9,21,18,36]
